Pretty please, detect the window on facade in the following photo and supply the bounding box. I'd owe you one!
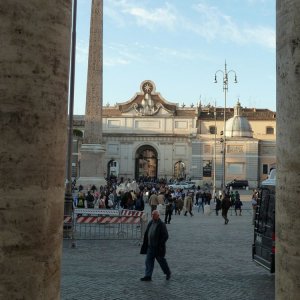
[72,140,78,153]
[209,126,216,134]
[266,127,274,134]
[227,163,244,175]
[71,163,77,178]
[204,145,211,154]
[203,160,212,177]
[263,164,268,175]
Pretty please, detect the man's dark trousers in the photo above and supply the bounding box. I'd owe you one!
[145,246,170,278]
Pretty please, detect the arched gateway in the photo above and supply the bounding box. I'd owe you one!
[135,145,158,180]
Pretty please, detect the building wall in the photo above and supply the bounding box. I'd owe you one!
[196,109,276,188]
[102,115,197,135]
[73,102,275,188]
[103,135,193,180]
[250,120,276,140]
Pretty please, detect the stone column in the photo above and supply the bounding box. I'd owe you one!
[276,0,300,298]
[0,1,71,299]
[78,0,106,188]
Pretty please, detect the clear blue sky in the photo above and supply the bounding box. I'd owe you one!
[74,0,275,114]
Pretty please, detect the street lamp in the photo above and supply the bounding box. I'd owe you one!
[213,102,217,197]
[214,61,237,190]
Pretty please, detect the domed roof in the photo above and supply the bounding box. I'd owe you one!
[225,101,253,138]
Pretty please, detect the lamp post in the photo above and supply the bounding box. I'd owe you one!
[213,102,217,197]
[214,61,237,190]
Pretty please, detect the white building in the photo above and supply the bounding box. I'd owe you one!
[73,80,276,188]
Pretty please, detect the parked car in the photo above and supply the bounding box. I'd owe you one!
[168,182,194,190]
[226,179,248,189]
[184,181,196,189]
[252,169,276,273]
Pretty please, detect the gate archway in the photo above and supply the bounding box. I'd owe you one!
[107,160,119,179]
[135,145,158,180]
[174,161,186,180]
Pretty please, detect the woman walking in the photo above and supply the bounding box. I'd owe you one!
[184,191,194,216]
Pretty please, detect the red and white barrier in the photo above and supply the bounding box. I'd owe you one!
[119,216,141,224]
[65,208,149,240]
[76,216,98,224]
[76,215,141,224]
[64,209,145,226]
[64,215,72,224]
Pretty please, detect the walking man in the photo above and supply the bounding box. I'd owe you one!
[215,194,222,216]
[140,210,171,281]
[221,191,231,224]
[198,190,205,213]
[164,192,173,224]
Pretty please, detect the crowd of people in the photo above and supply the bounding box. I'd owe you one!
[71,177,256,226]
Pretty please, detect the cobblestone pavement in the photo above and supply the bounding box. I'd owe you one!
[61,199,274,300]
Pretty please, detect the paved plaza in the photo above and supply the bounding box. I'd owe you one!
[61,197,275,300]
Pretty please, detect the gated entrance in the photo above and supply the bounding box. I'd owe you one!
[135,145,158,180]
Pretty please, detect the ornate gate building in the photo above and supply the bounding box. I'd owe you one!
[73,80,276,188]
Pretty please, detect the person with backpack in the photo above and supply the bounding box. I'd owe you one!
[77,192,85,208]
[230,191,236,207]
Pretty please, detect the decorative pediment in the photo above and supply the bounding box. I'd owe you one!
[102,80,198,118]
[117,80,178,116]
[134,93,162,116]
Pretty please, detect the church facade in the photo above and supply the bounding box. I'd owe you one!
[73,80,276,189]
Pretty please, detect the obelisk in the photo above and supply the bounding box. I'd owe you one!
[78,0,106,188]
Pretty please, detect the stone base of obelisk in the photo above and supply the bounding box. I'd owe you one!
[77,144,107,189]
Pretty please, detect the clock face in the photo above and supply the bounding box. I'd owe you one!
[142,82,153,94]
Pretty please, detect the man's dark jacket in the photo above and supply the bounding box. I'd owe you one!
[140,219,168,257]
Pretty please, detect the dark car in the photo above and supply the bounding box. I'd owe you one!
[252,169,276,273]
[226,179,248,189]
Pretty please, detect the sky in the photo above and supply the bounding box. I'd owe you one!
[74,0,276,115]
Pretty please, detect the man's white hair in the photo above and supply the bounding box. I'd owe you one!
[152,209,160,216]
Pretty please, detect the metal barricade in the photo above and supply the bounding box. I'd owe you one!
[67,209,148,240]
[63,215,73,239]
